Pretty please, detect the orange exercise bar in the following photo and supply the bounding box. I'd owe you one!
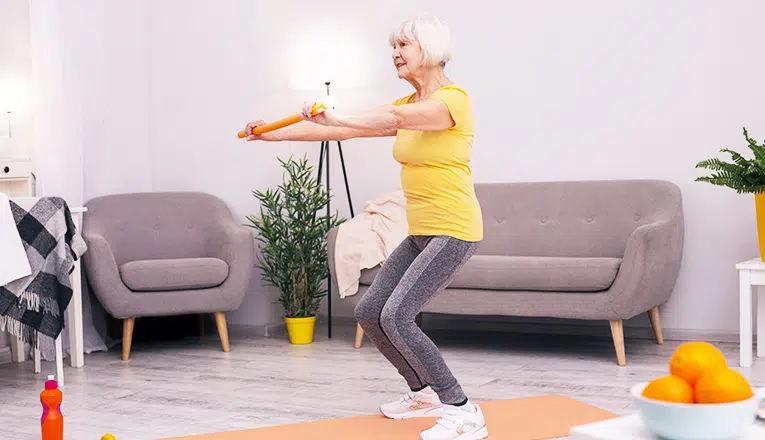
[237,103,325,138]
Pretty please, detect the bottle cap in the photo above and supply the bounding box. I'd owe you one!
[45,375,58,389]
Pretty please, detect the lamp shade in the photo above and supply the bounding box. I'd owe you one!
[287,25,370,91]
[0,75,28,114]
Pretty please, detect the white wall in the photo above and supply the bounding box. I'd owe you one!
[139,0,765,337]
[0,0,33,158]
[6,0,765,339]
[0,0,34,352]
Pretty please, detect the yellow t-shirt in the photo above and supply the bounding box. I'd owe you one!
[391,84,483,242]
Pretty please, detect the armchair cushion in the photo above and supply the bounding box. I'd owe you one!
[119,257,229,291]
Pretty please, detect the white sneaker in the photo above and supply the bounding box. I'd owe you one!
[419,402,488,440]
[380,387,444,419]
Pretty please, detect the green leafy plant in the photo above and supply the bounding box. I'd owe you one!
[695,128,765,194]
[246,155,344,318]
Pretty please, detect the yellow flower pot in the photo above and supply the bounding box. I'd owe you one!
[756,193,765,261]
[285,316,316,345]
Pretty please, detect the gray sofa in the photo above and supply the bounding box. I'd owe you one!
[81,191,254,360]
[327,180,684,366]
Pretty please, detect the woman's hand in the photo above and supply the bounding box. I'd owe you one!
[300,101,338,126]
[244,120,274,141]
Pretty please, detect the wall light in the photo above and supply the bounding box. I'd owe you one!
[0,108,10,139]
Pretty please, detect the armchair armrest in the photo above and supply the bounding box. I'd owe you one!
[607,214,684,319]
[208,221,255,309]
[81,233,133,318]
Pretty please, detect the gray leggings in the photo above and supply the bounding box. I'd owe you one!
[354,235,480,405]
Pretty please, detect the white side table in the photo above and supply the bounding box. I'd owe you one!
[737,258,765,368]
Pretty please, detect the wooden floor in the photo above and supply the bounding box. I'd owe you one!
[1,321,764,440]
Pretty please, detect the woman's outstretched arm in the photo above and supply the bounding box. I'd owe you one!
[244,106,397,142]
[303,100,455,133]
[246,124,395,142]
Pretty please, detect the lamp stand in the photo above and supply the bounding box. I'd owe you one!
[316,81,354,339]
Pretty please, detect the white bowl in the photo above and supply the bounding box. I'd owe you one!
[631,382,765,440]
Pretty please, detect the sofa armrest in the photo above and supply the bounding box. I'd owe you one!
[607,215,684,319]
[81,233,134,318]
[209,222,255,308]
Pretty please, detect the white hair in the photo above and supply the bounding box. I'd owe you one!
[389,14,453,68]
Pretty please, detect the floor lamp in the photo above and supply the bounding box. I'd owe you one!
[315,81,354,339]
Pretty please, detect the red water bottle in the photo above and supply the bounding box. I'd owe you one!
[41,375,63,440]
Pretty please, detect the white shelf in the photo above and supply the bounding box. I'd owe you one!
[0,157,33,180]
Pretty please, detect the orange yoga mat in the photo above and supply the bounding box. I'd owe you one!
[159,395,617,440]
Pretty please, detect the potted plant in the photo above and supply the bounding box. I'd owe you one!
[246,155,344,344]
[696,127,765,259]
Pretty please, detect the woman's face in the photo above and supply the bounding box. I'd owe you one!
[392,38,423,79]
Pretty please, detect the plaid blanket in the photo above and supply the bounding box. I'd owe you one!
[0,197,87,348]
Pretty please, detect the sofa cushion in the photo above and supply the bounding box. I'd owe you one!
[359,255,621,292]
[450,255,621,292]
[120,257,229,291]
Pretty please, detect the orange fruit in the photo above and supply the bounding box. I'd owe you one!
[642,375,695,403]
[668,341,727,386]
[694,367,754,404]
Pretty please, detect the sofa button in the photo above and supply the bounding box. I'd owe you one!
[586,216,594,223]
[540,216,548,224]
[634,214,641,221]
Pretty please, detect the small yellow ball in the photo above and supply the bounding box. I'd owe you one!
[101,434,116,440]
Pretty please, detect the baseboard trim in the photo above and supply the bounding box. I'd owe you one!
[229,314,742,345]
[229,322,286,338]
[426,314,741,343]
[324,314,742,344]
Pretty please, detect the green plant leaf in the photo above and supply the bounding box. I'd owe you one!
[246,154,346,318]
[695,128,765,194]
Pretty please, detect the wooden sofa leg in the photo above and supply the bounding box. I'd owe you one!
[355,323,365,349]
[214,312,231,352]
[648,306,664,345]
[122,318,135,361]
[609,320,626,366]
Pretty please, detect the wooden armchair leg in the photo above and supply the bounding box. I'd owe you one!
[355,322,365,349]
[122,318,135,361]
[214,312,230,352]
[609,319,626,366]
[648,306,664,344]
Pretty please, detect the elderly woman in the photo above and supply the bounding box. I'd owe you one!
[244,15,487,440]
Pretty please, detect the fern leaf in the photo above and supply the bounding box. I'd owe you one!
[719,148,752,168]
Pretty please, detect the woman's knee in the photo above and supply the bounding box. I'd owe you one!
[379,303,404,336]
[354,296,379,329]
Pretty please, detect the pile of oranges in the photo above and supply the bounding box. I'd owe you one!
[642,341,754,404]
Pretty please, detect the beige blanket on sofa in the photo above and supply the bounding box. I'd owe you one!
[334,189,408,298]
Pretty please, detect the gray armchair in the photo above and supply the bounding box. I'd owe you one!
[81,191,254,360]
